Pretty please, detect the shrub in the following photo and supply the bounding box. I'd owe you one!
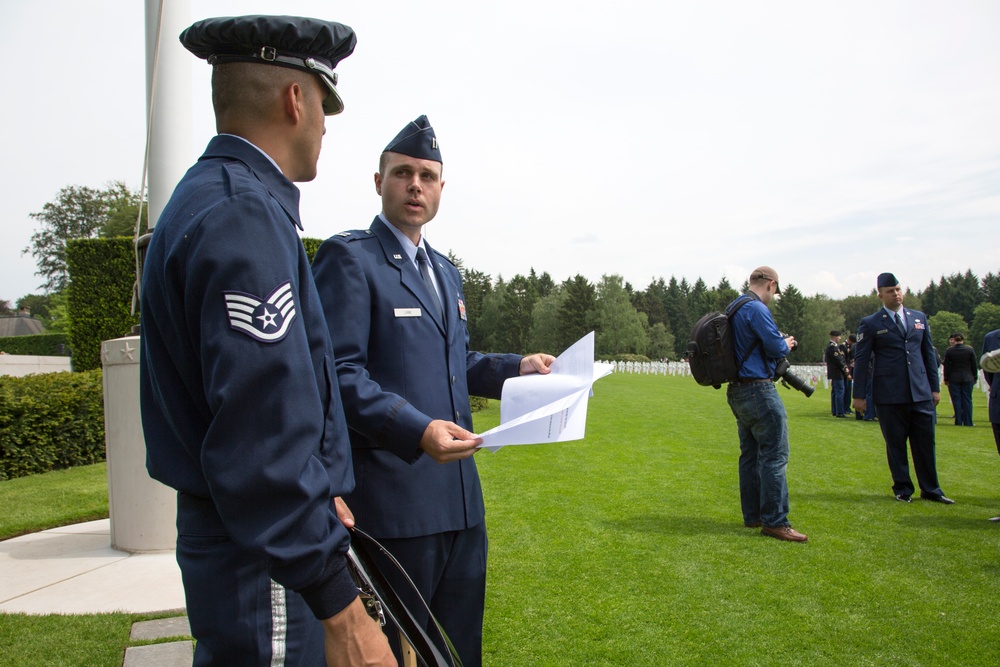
[66,237,140,372]
[0,370,105,481]
[598,353,651,363]
[0,333,70,356]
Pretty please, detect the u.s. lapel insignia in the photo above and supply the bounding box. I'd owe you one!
[393,253,403,260]
[223,281,297,343]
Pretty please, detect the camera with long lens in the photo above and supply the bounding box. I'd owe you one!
[772,332,813,397]
[772,358,814,397]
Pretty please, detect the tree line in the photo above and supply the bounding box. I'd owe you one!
[453,264,1000,363]
[15,183,1000,363]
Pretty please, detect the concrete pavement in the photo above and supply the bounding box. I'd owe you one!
[1,519,191,665]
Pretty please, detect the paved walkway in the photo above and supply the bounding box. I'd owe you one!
[0,519,192,665]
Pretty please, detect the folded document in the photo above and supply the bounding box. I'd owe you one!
[478,332,613,452]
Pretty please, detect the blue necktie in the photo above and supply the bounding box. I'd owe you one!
[416,248,443,319]
[894,312,905,335]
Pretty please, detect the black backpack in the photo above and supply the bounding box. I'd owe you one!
[686,295,760,389]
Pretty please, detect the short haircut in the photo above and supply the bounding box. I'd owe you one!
[212,62,314,127]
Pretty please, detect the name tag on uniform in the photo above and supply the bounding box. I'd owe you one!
[876,329,889,335]
[394,308,422,318]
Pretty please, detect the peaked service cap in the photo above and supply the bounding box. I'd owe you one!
[180,15,357,115]
[383,115,442,163]
[876,272,899,288]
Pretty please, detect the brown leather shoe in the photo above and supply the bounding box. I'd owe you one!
[761,525,808,542]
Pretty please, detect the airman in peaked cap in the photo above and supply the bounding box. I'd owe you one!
[180,15,357,115]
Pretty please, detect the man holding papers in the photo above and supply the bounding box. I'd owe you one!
[312,115,553,667]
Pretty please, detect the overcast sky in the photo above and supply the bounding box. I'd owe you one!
[2,0,998,308]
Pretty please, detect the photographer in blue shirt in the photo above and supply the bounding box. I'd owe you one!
[726,266,809,542]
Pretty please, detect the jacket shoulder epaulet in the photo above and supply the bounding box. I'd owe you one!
[430,249,457,268]
[333,229,377,243]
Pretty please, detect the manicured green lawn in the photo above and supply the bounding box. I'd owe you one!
[2,373,997,665]
[0,462,108,540]
[477,373,999,666]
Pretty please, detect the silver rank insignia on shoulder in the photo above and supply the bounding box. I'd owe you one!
[224,281,297,343]
[336,231,351,237]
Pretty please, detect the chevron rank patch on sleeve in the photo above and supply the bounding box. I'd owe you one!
[223,281,297,343]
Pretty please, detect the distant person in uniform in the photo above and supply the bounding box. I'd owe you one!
[852,272,953,505]
[725,266,808,542]
[139,15,393,666]
[842,332,855,416]
[312,115,555,666]
[825,330,850,418]
[848,333,873,421]
[982,328,1000,521]
[943,333,977,426]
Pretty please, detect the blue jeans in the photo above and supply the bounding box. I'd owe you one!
[830,378,845,416]
[727,381,791,527]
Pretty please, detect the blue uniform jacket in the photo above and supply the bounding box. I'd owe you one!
[312,218,522,539]
[139,135,356,618]
[852,307,940,404]
[983,329,1000,423]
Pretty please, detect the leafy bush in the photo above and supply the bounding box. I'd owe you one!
[598,353,651,363]
[66,237,139,372]
[302,236,323,262]
[0,333,69,356]
[0,370,105,480]
[470,396,489,413]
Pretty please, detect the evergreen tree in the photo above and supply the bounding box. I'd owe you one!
[501,274,537,354]
[477,276,508,352]
[714,277,739,311]
[772,284,807,357]
[981,272,1000,306]
[559,275,596,351]
[664,276,692,358]
[458,264,493,352]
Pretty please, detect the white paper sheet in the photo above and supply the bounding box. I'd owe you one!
[478,332,613,452]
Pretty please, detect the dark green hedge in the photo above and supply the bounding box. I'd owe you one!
[66,238,140,371]
[0,370,105,481]
[0,333,69,356]
[599,353,652,363]
[303,237,323,262]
